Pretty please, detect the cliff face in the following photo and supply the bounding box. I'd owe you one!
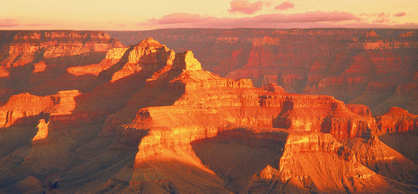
[0,30,124,98]
[0,36,417,193]
[108,29,418,115]
[375,107,418,135]
[0,31,123,68]
[101,44,416,192]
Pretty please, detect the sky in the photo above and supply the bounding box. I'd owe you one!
[1,0,417,30]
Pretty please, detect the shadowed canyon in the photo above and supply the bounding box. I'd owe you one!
[0,30,417,193]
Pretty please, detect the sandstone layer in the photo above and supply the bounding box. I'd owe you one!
[108,29,418,115]
[0,35,417,193]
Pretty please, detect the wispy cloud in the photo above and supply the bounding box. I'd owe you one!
[275,2,295,11]
[141,13,213,25]
[139,11,360,28]
[138,10,418,29]
[26,23,52,27]
[394,12,406,17]
[0,19,19,27]
[228,0,264,15]
[373,12,390,23]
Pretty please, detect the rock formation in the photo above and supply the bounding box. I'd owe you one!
[0,30,124,98]
[0,34,417,193]
[375,107,418,135]
[108,29,418,115]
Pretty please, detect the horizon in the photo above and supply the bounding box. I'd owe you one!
[1,0,417,31]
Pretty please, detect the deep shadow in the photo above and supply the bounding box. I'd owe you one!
[3,51,107,97]
[272,100,293,128]
[190,127,288,193]
[81,46,134,93]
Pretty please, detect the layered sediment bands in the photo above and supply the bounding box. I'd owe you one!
[0,31,123,68]
[108,29,418,115]
[0,31,124,99]
[1,36,418,193]
[32,119,49,141]
[375,107,418,135]
[345,104,372,117]
[0,93,54,127]
[0,90,108,132]
[342,135,418,186]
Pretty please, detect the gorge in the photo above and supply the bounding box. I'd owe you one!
[0,30,417,193]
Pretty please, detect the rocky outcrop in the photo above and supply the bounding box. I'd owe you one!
[108,29,418,115]
[375,107,418,135]
[1,36,417,193]
[345,104,372,117]
[0,31,123,68]
[0,31,124,100]
[0,93,54,127]
[32,119,49,141]
[172,51,202,71]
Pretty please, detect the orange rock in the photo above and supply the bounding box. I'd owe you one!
[32,119,49,140]
[375,107,418,135]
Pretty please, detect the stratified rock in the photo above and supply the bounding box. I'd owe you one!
[109,29,418,115]
[345,104,372,117]
[172,51,202,71]
[0,31,123,68]
[1,36,417,193]
[32,119,49,141]
[375,107,418,135]
[0,93,54,127]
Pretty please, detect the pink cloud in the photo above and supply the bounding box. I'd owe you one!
[378,12,385,18]
[394,12,406,17]
[372,12,390,23]
[228,0,264,15]
[252,11,358,23]
[0,19,19,27]
[140,11,360,29]
[26,23,51,27]
[275,2,295,11]
[117,24,127,27]
[157,12,213,24]
[373,18,390,23]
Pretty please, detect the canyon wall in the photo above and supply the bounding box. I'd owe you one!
[0,31,124,98]
[108,29,418,115]
[0,33,417,193]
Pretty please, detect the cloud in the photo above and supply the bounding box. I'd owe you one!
[140,11,360,29]
[252,11,358,23]
[228,0,264,15]
[26,23,51,27]
[275,2,295,11]
[0,19,19,27]
[117,24,126,27]
[378,12,385,18]
[156,12,213,24]
[373,12,390,23]
[394,12,406,17]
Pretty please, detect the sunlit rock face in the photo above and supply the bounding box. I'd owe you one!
[0,36,417,193]
[375,107,418,135]
[0,31,123,68]
[108,29,418,115]
[0,30,124,98]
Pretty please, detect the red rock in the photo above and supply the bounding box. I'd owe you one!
[32,119,49,140]
[109,29,418,115]
[1,35,417,193]
[262,83,285,93]
[375,107,418,135]
[32,61,46,73]
[365,31,379,37]
[345,104,372,117]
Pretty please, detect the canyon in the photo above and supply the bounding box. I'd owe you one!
[108,29,418,115]
[0,30,417,193]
